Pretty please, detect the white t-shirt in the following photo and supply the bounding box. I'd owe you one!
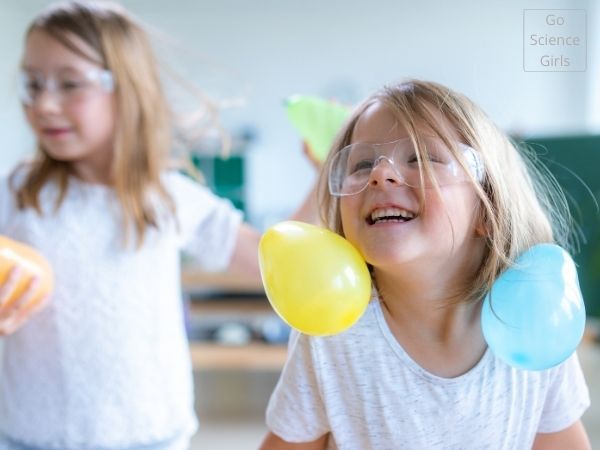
[266,297,590,450]
[0,171,242,449]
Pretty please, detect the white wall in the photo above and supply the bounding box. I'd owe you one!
[0,2,37,169]
[0,0,595,228]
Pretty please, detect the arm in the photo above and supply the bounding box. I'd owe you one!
[262,332,330,449]
[224,139,320,280]
[226,181,319,281]
[226,222,261,280]
[259,431,328,450]
[289,142,321,225]
[532,420,591,450]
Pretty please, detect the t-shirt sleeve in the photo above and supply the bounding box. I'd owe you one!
[266,332,330,442]
[537,352,590,433]
[168,172,243,272]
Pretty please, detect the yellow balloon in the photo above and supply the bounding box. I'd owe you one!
[258,221,371,336]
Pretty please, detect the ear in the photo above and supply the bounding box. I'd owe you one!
[473,205,488,237]
[475,222,488,237]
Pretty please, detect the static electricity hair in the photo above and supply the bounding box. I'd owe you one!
[318,79,573,303]
[14,0,176,247]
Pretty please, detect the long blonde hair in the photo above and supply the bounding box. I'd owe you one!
[318,79,573,303]
[15,0,177,247]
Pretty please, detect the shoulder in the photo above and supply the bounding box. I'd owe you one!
[537,352,590,431]
[161,170,225,206]
[160,170,239,216]
[291,300,382,365]
[1,162,32,190]
[311,298,379,339]
[0,163,33,213]
[161,170,207,194]
[0,165,31,230]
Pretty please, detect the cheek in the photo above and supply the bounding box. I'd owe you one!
[23,107,38,129]
[422,189,478,237]
[70,99,115,136]
[339,198,359,240]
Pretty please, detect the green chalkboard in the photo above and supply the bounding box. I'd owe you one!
[522,135,600,317]
[191,154,245,214]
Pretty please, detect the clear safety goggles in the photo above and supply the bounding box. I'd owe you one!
[328,136,484,196]
[18,68,114,106]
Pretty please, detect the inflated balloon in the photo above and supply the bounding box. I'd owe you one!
[258,221,371,336]
[0,236,54,309]
[481,244,586,371]
[285,95,351,162]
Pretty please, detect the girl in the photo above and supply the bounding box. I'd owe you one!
[260,80,591,449]
[0,1,315,449]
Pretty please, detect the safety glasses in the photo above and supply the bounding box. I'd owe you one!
[18,68,114,106]
[328,136,484,196]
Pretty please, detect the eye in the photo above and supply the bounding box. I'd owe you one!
[408,152,444,164]
[26,79,44,93]
[60,79,86,90]
[350,159,373,173]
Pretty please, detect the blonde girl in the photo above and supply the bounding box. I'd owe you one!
[0,1,315,449]
[260,80,590,449]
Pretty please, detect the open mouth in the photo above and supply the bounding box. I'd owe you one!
[367,207,416,225]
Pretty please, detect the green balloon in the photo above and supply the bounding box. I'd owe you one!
[285,95,351,162]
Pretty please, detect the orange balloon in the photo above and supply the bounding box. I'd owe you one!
[0,236,54,310]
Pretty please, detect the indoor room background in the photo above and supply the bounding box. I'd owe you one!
[0,0,598,448]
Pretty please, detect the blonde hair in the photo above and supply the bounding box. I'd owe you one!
[14,0,177,247]
[318,79,573,303]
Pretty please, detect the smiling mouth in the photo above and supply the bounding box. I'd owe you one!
[43,127,72,136]
[367,207,416,225]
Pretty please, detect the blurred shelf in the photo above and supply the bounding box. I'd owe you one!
[190,342,287,371]
[189,298,270,314]
[183,269,287,372]
[182,267,264,297]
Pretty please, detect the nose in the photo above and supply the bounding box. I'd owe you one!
[368,156,406,187]
[29,90,62,114]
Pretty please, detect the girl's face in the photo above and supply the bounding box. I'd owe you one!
[339,101,483,272]
[21,29,116,182]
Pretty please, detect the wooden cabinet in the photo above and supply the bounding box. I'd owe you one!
[183,268,287,371]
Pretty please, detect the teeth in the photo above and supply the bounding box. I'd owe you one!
[370,207,415,222]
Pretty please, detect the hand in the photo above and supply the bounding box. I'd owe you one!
[0,266,50,336]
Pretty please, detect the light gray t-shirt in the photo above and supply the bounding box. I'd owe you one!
[0,171,242,449]
[266,298,590,450]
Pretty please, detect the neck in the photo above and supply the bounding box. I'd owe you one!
[372,243,485,344]
[70,156,113,185]
[69,143,115,185]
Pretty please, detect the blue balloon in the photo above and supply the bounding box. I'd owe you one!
[481,244,586,371]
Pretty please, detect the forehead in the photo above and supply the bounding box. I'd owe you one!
[22,29,102,73]
[351,100,461,144]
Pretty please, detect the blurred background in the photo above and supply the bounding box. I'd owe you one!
[0,0,598,448]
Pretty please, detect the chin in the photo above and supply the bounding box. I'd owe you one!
[364,251,415,269]
[368,247,451,272]
[40,146,79,162]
